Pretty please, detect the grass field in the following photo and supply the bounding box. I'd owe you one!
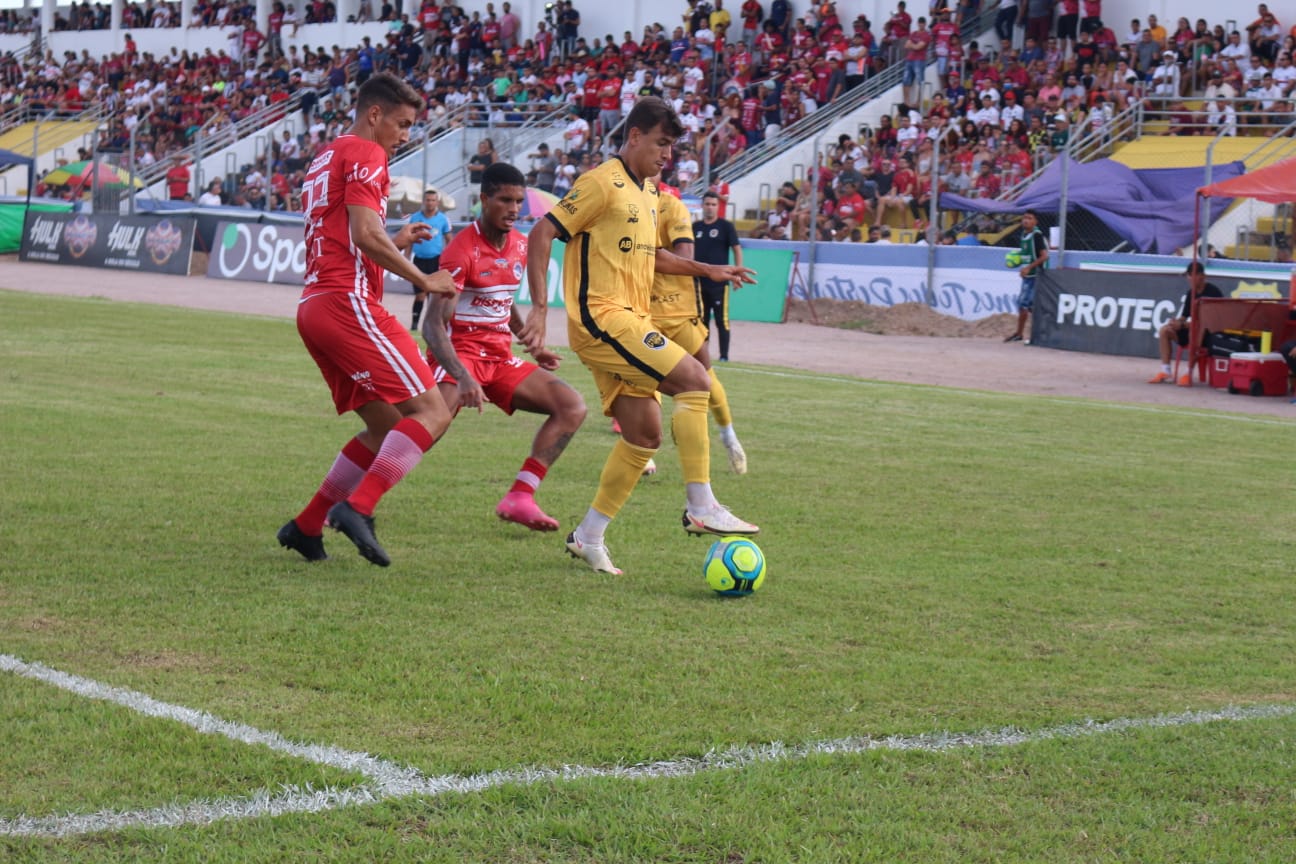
[2,288,1295,862]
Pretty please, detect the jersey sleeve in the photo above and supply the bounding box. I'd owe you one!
[547,169,607,241]
[659,195,694,249]
[342,141,388,213]
[438,231,471,292]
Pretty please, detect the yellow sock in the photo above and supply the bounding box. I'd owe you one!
[708,367,732,428]
[590,438,657,519]
[671,390,711,485]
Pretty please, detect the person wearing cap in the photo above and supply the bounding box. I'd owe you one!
[1147,261,1223,384]
[1151,49,1180,96]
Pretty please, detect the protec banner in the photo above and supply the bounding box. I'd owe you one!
[19,211,194,275]
[1032,269,1263,357]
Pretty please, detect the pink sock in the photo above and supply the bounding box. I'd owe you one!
[347,418,435,516]
[296,437,375,534]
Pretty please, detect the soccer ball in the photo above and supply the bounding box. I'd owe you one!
[703,536,767,597]
[1004,250,1023,268]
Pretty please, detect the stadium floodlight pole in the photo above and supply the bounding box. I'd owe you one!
[926,131,940,305]
[698,119,726,194]
[1057,129,1071,261]
[1201,125,1229,260]
[807,132,823,302]
[128,106,158,216]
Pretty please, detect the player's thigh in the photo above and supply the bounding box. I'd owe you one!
[572,309,690,393]
[509,364,586,418]
[297,292,435,414]
[657,316,708,358]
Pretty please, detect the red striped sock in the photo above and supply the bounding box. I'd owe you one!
[296,437,376,535]
[347,419,436,516]
[508,457,548,495]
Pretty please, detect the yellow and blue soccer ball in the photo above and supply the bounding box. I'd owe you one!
[1004,250,1024,268]
[703,536,767,597]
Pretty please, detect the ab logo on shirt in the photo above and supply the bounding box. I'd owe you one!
[618,236,633,253]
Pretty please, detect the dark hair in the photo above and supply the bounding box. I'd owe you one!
[1023,209,1039,220]
[481,162,527,198]
[1185,260,1206,275]
[702,191,721,201]
[355,72,424,114]
[624,96,685,139]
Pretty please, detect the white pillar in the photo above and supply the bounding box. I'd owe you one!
[181,0,192,30]
[40,0,55,44]
[110,0,121,32]
[257,0,271,35]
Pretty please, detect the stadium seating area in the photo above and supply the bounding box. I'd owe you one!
[4,0,1296,242]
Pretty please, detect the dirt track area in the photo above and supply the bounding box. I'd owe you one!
[5,256,1294,418]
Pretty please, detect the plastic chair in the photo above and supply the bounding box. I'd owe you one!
[1172,342,1209,386]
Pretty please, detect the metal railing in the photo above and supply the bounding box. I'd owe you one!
[132,88,316,191]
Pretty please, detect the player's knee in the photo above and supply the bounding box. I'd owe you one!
[557,387,587,428]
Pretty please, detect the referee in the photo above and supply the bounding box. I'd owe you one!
[692,191,743,362]
[408,187,453,330]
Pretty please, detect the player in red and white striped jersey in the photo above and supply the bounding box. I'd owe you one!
[279,73,457,568]
[423,162,587,531]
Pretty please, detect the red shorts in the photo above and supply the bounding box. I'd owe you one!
[428,343,538,415]
[297,291,435,414]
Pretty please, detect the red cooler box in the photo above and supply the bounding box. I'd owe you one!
[1226,352,1290,396]
[1208,355,1231,389]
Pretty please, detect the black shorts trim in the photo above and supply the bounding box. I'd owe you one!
[576,233,665,382]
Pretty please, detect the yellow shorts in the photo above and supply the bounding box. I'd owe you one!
[655,316,707,357]
[569,307,689,416]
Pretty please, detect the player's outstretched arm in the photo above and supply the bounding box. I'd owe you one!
[521,216,558,353]
[348,205,455,294]
[655,247,757,286]
[391,220,431,252]
[424,294,486,412]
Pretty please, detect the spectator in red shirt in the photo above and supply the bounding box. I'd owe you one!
[165,155,191,200]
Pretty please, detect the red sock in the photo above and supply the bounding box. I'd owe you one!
[296,437,375,534]
[347,418,435,516]
[508,457,548,495]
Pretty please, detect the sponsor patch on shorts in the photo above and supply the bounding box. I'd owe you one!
[643,331,666,349]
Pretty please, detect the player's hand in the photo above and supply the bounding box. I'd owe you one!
[458,376,486,412]
[531,347,561,370]
[517,306,547,354]
[421,269,457,297]
[395,222,432,250]
[707,263,757,286]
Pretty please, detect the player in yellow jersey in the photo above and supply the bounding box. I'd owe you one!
[650,175,748,475]
[522,96,758,575]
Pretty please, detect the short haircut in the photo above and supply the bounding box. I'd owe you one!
[355,72,423,114]
[701,191,720,202]
[1023,209,1039,220]
[481,161,527,198]
[1185,260,1206,275]
[624,96,685,139]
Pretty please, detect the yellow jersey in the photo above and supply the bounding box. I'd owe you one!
[546,156,659,320]
[650,192,701,321]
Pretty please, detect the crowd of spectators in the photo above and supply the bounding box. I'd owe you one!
[6,0,1296,224]
[769,1,1296,243]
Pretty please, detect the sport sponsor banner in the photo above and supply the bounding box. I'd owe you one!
[789,249,1023,321]
[20,211,194,275]
[1032,270,1264,357]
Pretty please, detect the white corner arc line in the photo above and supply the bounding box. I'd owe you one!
[3,653,1294,839]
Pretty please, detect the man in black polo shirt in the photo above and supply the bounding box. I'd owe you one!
[693,191,743,361]
[1148,260,1224,385]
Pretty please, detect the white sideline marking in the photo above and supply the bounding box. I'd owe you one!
[728,365,1296,427]
[2,653,1294,838]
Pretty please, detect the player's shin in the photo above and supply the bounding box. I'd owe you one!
[707,367,733,428]
[347,418,436,515]
[586,438,658,537]
[295,436,376,534]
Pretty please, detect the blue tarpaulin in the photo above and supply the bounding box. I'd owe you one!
[942,156,1245,253]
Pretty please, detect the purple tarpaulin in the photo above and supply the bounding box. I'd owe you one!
[942,156,1245,253]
